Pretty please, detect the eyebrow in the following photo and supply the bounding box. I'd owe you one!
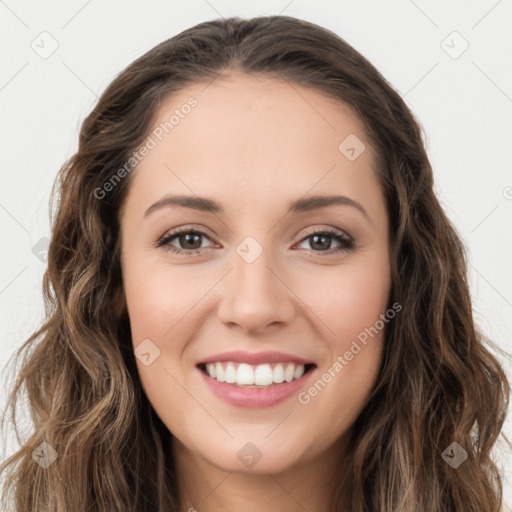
[144,193,371,223]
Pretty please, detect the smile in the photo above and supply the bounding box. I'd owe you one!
[197,362,317,408]
[198,361,316,387]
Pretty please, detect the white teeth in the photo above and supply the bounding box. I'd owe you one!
[203,361,310,386]
[236,363,254,385]
[215,362,224,382]
[254,364,273,385]
[294,364,305,380]
[284,363,295,383]
[224,362,236,383]
[273,364,285,383]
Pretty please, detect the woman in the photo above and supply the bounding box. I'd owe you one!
[1,15,510,512]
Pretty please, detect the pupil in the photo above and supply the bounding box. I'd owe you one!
[311,234,330,251]
[182,233,201,249]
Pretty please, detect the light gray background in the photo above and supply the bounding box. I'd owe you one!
[1,0,511,506]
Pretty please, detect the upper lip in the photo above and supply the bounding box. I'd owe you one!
[197,350,315,366]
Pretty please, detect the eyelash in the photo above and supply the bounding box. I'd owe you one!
[156,226,355,257]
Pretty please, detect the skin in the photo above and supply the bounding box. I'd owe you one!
[119,72,392,512]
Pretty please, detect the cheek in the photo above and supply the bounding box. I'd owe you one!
[292,259,390,433]
[123,258,211,342]
[123,260,206,421]
[296,338,384,457]
[297,258,391,343]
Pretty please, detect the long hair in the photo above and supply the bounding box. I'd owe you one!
[1,15,510,511]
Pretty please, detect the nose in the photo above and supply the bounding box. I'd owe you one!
[216,244,296,335]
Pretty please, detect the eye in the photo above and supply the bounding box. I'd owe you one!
[156,226,354,257]
[294,227,354,255]
[156,226,215,256]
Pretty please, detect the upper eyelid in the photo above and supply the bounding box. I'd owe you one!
[300,226,351,239]
[160,226,214,242]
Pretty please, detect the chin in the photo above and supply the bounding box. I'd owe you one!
[196,437,307,475]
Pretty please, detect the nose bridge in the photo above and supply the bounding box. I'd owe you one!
[234,237,276,294]
[216,234,294,332]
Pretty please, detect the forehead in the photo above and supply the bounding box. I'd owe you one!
[121,73,381,220]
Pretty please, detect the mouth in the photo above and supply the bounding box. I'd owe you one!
[196,361,317,388]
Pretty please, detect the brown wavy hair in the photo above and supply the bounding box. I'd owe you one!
[1,15,510,512]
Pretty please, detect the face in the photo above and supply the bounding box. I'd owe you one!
[119,73,391,475]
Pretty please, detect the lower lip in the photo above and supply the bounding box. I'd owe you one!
[197,365,316,408]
